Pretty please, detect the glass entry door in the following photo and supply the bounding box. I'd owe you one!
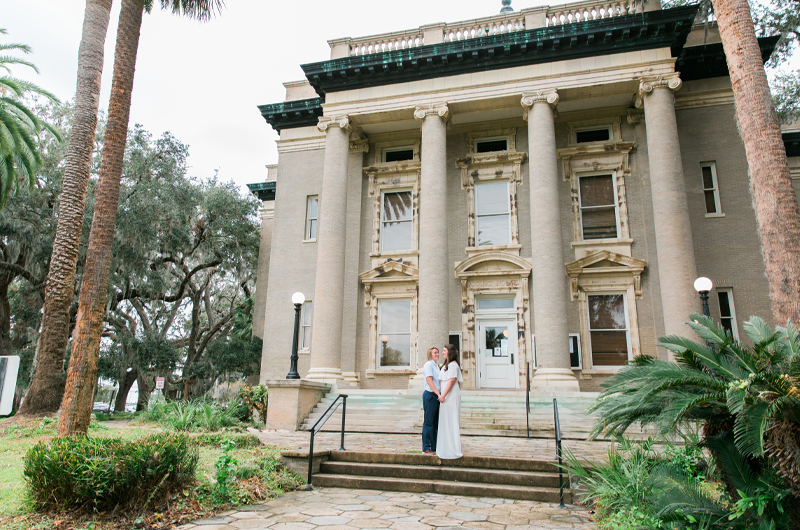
[477,318,518,389]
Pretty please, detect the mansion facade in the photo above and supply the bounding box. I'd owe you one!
[250,0,800,393]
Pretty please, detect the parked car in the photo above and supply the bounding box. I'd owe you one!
[92,402,110,414]
[125,403,137,413]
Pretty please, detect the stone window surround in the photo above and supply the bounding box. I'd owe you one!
[377,139,421,163]
[565,250,645,375]
[466,128,517,155]
[455,252,533,389]
[558,140,635,256]
[299,300,313,353]
[304,195,318,242]
[701,161,725,218]
[456,150,527,257]
[359,260,419,378]
[363,162,421,261]
[576,171,622,242]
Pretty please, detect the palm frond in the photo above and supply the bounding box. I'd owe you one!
[734,401,771,458]
[158,0,226,21]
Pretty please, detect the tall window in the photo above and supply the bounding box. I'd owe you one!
[717,288,738,339]
[579,174,618,240]
[569,334,582,369]
[305,196,318,240]
[701,163,722,215]
[588,294,629,366]
[377,299,411,368]
[475,181,511,246]
[381,191,413,252]
[300,301,313,350]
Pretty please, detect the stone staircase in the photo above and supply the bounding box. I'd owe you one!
[301,388,601,439]
[309,450,571,503]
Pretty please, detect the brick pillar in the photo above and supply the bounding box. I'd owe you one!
[638,74,699,345]
[306,116,350,383]
[521,91,579,390]
[414,104,450,379]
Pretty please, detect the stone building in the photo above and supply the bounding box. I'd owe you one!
[249,0,799,415]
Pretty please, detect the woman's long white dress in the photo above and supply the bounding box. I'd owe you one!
[436,363,463,459]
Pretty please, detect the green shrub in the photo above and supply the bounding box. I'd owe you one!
[238,384,268,423]
[140,400,240,432]
[24,433,199,511]
[195,432,260,448]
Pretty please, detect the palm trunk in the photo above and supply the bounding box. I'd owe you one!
[712,0,800,325]
[58,0,145,436]
[19,0,113,416]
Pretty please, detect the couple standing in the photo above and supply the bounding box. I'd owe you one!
[421,344,463,459]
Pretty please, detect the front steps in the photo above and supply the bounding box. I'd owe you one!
[301,388,600,439]
[309,450,571,503]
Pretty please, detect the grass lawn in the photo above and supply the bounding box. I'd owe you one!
[0,416,298,529]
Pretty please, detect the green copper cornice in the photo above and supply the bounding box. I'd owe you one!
[301,5,699,96]
[247,181,276,201]
[257,97,323,132]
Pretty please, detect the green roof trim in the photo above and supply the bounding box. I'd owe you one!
[258,97,323,132]
[677,36,778,81]
[247,181,276,201]
[301,5,699,96]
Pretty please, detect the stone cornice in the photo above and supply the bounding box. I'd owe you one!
[413,104,449,121]
[301,6,699,97]
[317,115,351,133]
[521,90,559,120]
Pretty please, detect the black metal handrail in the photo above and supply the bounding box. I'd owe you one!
[307,394,347,486]
[553,397,566,509]
[525,362,531,439]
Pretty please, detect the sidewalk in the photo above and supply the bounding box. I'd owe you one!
[182,487,596,530]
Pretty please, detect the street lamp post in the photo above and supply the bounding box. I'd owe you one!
[380,335,389,365]
[694,277,713,318]
[287,292,305,379]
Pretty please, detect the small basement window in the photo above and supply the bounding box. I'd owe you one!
[475,137,509,153]
[575,127,611,144]
[383,147,415,162]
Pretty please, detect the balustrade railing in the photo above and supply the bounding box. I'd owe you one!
[442,13,526,43]
[545,0,639,26]
[349,30,425,56]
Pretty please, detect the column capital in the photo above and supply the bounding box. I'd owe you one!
[521,89,559,120]
[413,103,449,121]
[317,115,351,133]
[635,73,682,107]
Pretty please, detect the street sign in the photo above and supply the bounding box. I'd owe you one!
[155,377,165,390]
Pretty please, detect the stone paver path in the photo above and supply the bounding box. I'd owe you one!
[252,430,612,462]
[182,487,596,530]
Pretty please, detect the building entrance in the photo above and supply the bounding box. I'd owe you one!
[476,318,518,389]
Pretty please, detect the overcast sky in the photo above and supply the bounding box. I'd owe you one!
[4,0,551,195]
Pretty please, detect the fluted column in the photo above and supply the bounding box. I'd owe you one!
[307,115,351,383]
[637,74,699,343]
[415,104,450,375]
[521,91,579,390]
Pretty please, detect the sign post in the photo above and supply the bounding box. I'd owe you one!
[155,377,165,390]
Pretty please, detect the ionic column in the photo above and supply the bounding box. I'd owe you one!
[637,74,699,343]
[521,91,579,390]
[415,104,450,374]
[307,115,351,383]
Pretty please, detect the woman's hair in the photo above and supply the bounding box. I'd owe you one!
[442,343,460,370]
[426,346,439,361]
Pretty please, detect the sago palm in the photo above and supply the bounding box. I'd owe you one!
[591,314,800,500]
[0,29,60,207]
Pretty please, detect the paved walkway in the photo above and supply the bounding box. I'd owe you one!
[182,487,596,530]
[251,430,612,462]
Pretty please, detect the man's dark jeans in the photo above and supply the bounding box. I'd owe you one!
[422,390,439,451]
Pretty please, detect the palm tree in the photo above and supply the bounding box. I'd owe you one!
[591,314,800,520]
[58,0,225,436]
[0,30,61,208]
[711,0,800,325]
[19,0,113,416]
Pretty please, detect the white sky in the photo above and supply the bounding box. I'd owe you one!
[3,0,549,195]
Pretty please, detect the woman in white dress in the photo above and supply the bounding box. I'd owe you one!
[436,344,463,459]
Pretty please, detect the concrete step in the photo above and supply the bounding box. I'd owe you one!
[327,450,559,472]
[310,474,571,503]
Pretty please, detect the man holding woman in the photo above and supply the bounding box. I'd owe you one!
[421,344,462,459]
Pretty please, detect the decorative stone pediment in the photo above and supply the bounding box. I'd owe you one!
[455,252,532,278]
[565,250,646,300]
[359,260,418,284]
[455,151,526,189]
